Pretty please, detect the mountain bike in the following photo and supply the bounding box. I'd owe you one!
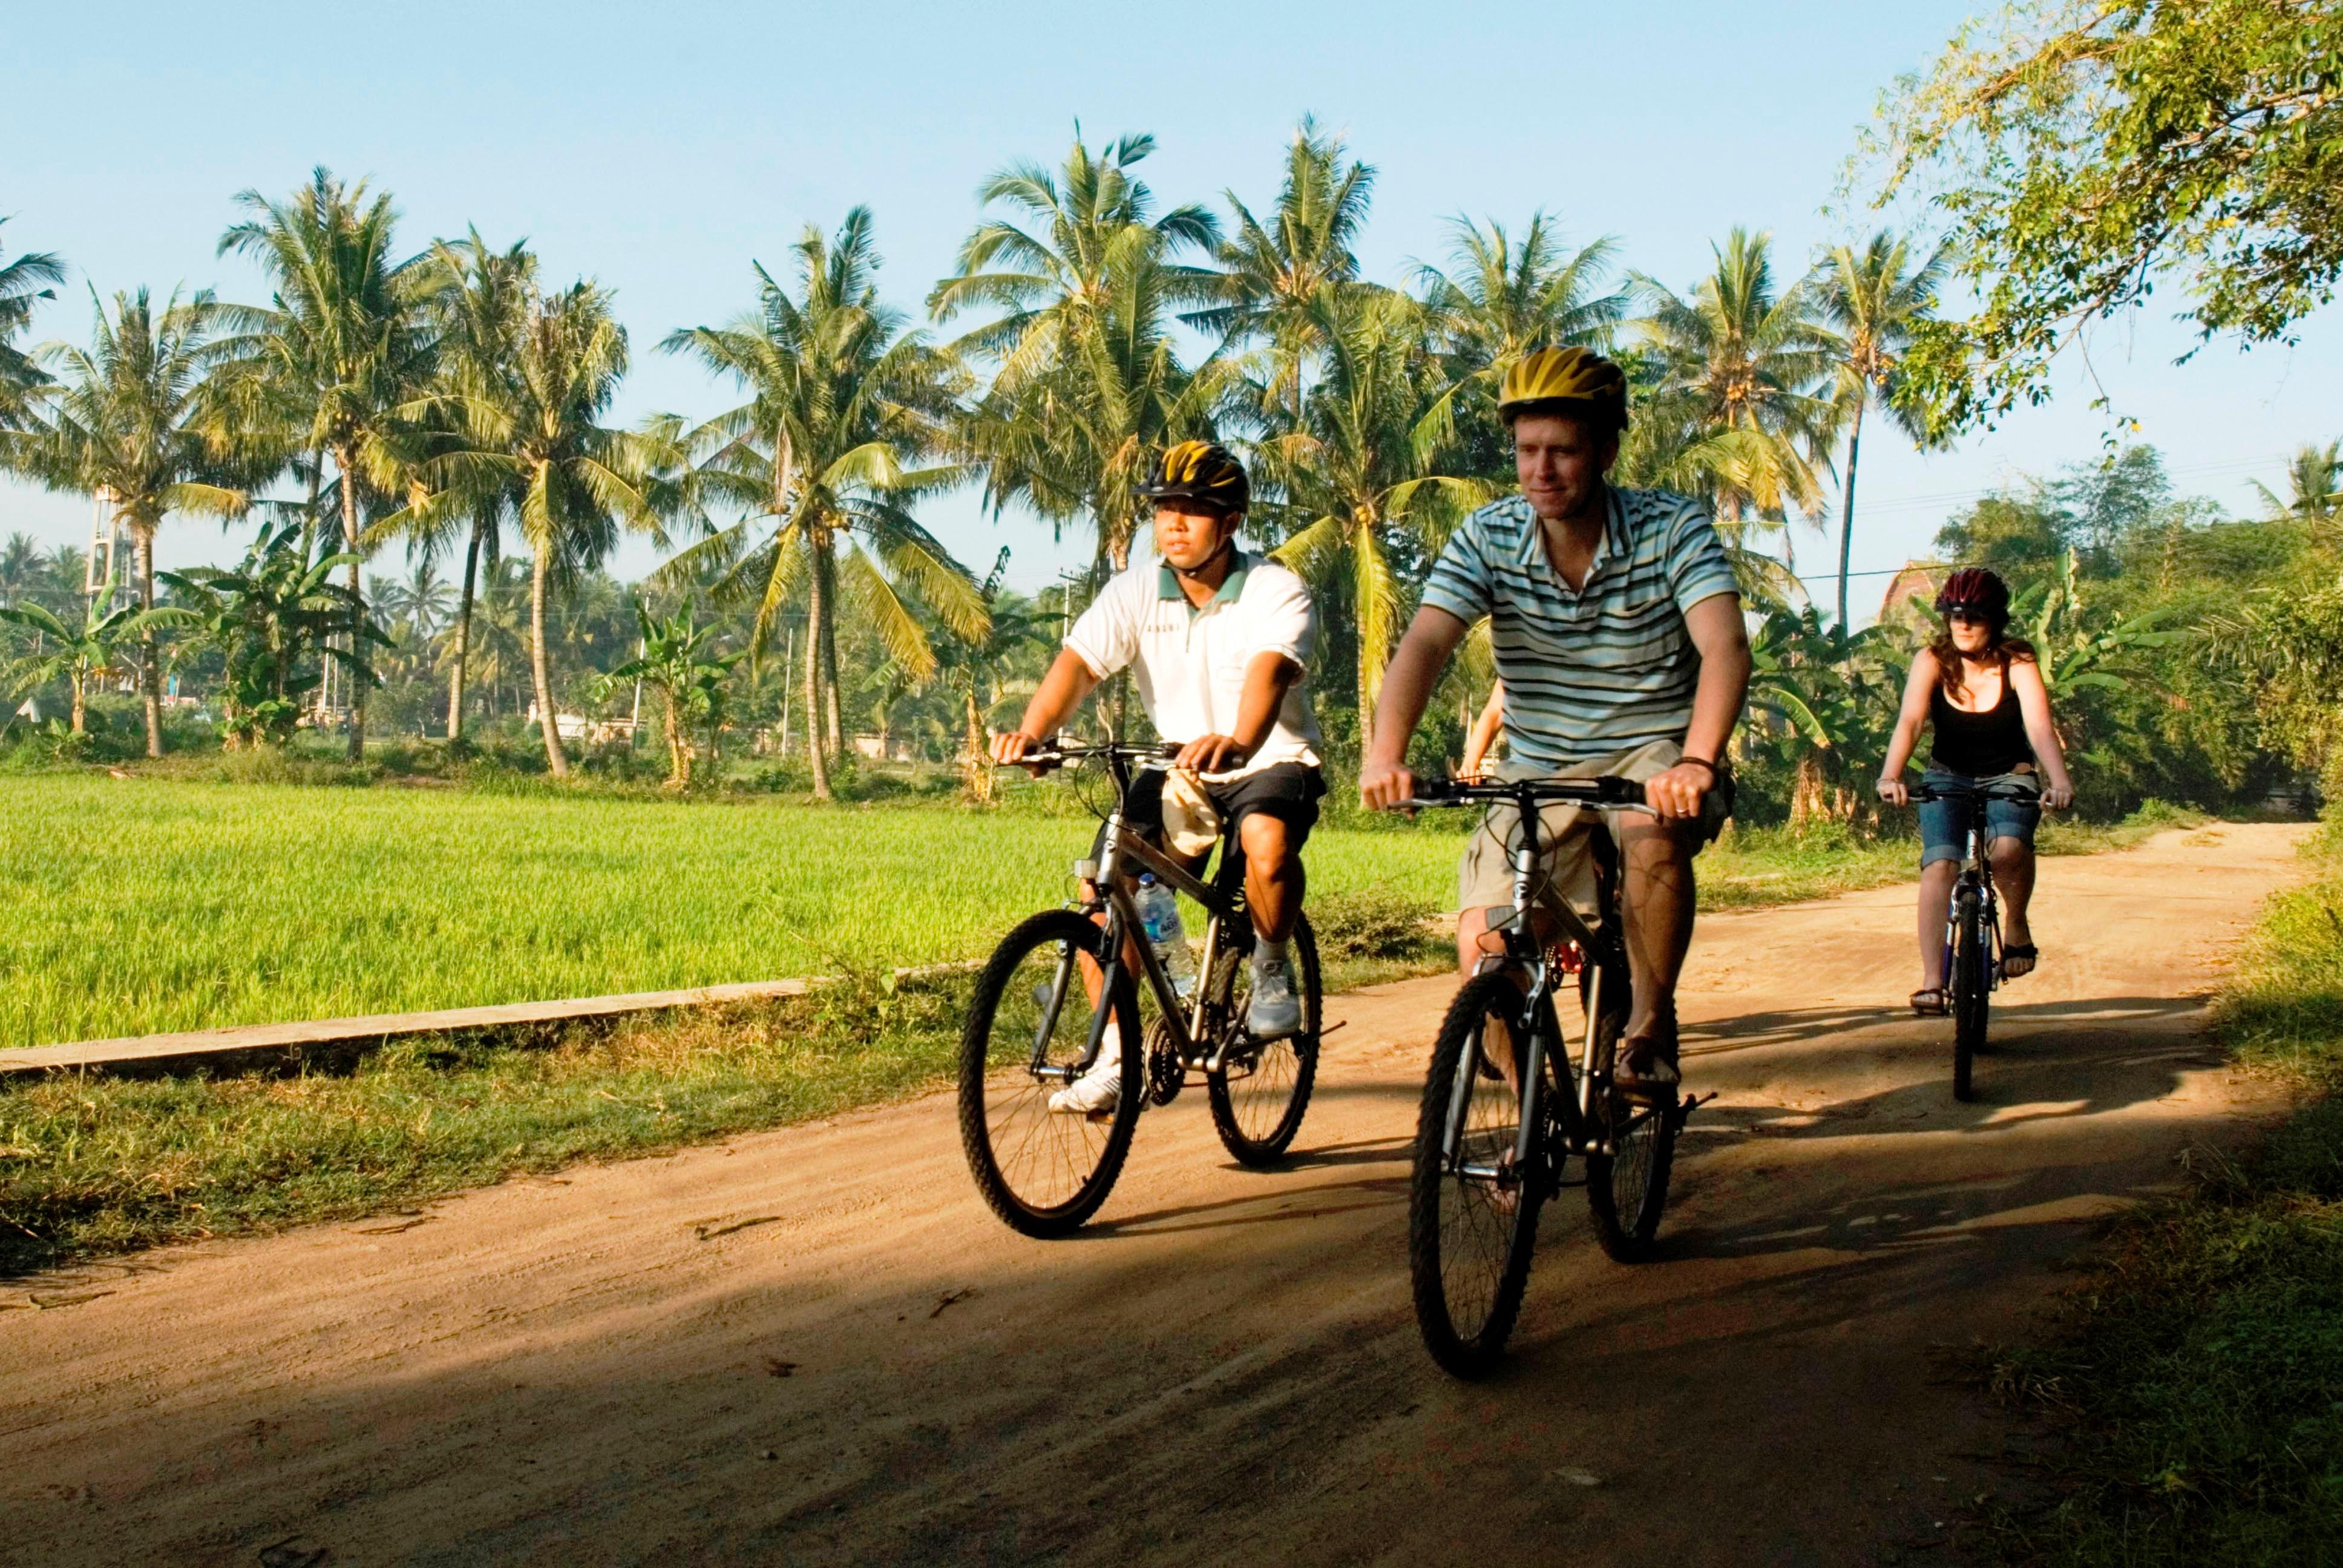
[1902,779,2043,1102]
[1402,773,1699,1379]
[957,742,1323,1238]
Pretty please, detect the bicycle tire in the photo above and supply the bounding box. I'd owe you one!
[958,909,1142,1237]
[1409,972,1546,1379]
[1206,915,1322,1166]
[1951,887,1986,1102]
[1583,985,1677,1263]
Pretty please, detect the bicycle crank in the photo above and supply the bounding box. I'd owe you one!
[1145,1019,1186,1106]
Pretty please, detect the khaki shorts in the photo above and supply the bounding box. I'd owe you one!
[1456,740,1714,923]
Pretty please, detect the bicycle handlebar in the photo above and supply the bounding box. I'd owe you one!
[992,739,1183,771]
[1899,781,2051,805]
[1405,774,1657,813]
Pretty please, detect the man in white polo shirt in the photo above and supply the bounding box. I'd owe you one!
[993,441,1324,1113]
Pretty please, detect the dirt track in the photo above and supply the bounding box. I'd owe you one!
[1,823,2310,1567]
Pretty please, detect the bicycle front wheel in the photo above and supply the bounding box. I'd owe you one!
[1206,915,1322,1166]
[1951,888,1987,1102]
[958,909,1142,1237]
[1410,972,1545,1379]
[1583,988,1678,1262]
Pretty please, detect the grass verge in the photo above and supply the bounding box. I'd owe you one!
[1971,818,2343,1566]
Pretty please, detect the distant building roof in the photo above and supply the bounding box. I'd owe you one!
[1878,563,1948,634]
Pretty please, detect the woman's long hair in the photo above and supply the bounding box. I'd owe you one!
[1931,617,2037,697]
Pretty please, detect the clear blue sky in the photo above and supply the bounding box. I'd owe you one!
[10,0,2339,619]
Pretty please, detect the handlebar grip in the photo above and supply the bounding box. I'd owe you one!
[1595,774,1647,807]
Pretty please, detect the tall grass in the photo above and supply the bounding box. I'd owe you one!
[0,776,1469,1047]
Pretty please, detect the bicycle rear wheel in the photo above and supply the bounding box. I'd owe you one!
[1582,985,1678,1262]
[1409,972,1545,1379]
[958,909,1142,1236]
[1206,915,1322,1166]
[1951,888,1987,1102]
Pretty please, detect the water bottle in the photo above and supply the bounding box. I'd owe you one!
[1133,874,1198,998]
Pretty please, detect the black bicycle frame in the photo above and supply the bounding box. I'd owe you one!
[1909,781,2037,997]
[1018,745,1251,1083]
[1418,775,1651,1176]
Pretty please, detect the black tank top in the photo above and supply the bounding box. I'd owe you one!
[1930,662,2032,777]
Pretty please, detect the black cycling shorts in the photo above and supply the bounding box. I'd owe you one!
[1095,761,1327,863]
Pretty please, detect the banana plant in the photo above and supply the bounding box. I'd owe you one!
[162,521,384,748]
[0,592,190,735]
[595,601,740,789]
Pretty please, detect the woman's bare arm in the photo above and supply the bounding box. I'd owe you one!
[2008,659,2074,807]
[1875,652,1938,803]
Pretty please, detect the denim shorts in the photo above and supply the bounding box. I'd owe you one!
[1919,768,2041,867]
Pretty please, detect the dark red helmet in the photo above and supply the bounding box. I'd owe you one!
[1935,567,2010,626]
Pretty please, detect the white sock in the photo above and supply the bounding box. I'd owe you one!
[1253,935,1289,968]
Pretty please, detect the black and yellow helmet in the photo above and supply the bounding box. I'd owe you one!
[1137,440,1250,515]
[1496,345,1630,432]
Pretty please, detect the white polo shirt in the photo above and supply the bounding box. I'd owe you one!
[1064,550,1322,781]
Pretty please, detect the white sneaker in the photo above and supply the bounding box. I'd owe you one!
[1049,1056,1121,1116]
[1247,958,1301,1039]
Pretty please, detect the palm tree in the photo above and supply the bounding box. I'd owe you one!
[1816,231,1947,635]
[12,289,249,753]
[0,532,41,607]
[415,279,671,776]
[0,218,66,431]
[932,131,1225,575]
[215,168,434,758]
[376,556,453,641]
[2251,440,2343,531]
[1190,118,1374,427]
[0,591,185,734]
[1256,286,1490,748]
[1418,214,1628,385]
[1631,229,1839,561]
[666,209,983,800]
[385,231,537,741]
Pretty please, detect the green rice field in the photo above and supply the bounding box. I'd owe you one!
[0,775,1470,1048]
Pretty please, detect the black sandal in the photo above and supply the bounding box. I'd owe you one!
[2000,944,2039,980]
[1910,987,1949,1016]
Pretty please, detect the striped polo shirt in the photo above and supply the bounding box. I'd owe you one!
[1421,486,1738,767]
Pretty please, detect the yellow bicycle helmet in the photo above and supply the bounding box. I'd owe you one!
[1137,440,1250,515]
[1496,345,1630,431]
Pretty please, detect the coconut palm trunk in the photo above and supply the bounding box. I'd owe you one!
[802,536,833,799]
[816,548,843,753]
[962,684,992,804]
[447,513,483,740]
[528,543,568,777]
[336,451,366,760]
[1835,396,1865,641]
[132,524,163,757]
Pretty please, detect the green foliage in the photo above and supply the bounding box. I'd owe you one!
[1875,0,2343,433]
[162,520,382,746]
[1309,885,1443,961]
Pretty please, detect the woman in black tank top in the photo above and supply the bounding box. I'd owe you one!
[1875,569,2077,1014]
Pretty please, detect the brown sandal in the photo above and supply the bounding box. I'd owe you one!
[1910,987,1949,1016]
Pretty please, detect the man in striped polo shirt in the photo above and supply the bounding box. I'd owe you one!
[1362,347,1751,1091]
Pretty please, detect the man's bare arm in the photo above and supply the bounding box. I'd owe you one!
[991,648,1103,768]
[1361,606,1470,808]
[1176,652,1301,774]
[1645,592,1751,821]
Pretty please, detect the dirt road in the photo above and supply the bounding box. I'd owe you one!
[2,823,2310,1567]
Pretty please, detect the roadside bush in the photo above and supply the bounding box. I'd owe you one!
[1311,885,1445,960]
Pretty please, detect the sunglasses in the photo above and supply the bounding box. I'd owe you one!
[1942,605,1993,624]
